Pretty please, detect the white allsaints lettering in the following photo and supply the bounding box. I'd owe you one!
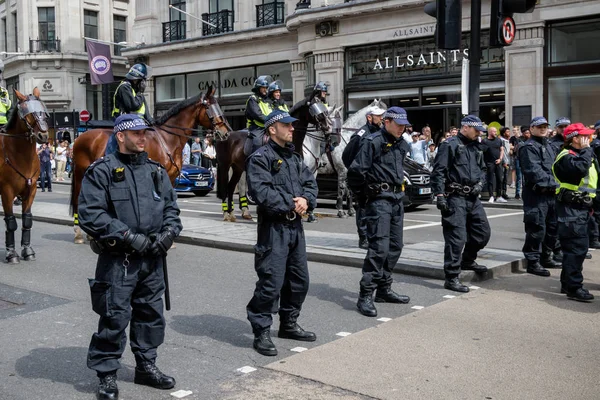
[463,48,469,58]
[451,49,461,62]
[374,58,383,70]
[396,55,405,67]
[417,54,427,66]
[385,57,393,69]
[407,54,414,66]
[436,51,446,64]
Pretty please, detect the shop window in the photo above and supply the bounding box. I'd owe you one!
[37,7,56,52]
[187,71,219,96]
[156,74,186,102]
[113,15,126,56]
[547,19,600,66]
[203,0,234,36]
[305,53,315,89]
[257,63,292,93]
[84,10,98,52]
[548,74,600,126]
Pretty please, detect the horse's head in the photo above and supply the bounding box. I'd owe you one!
[308,98,332,133]
[14,87,49,143]
[198,84,231,141]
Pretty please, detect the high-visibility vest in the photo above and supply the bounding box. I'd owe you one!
[112,81,145,117]
[552,148,598,198]
[275,102,289,112]
[0,90,11,125]
[246,95,272,128]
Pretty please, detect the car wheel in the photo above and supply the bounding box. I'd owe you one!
[194,191,209,197]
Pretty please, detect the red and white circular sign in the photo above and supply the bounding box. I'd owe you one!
[79,109,90,122]
[501,17,516,45]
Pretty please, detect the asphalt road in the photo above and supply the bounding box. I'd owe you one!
[37,185,526,252]
[0,221,466,400]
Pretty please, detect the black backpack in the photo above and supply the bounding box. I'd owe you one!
[342,131,365,169]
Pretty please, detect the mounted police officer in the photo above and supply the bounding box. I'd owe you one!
[518,116,561,277]
[549,117,570,155]
[0,85,11,128]
[553,123,598,302]
[431,115,491,293]
[105,63,152,155]
[268,81,289,112]
[246,109,318,356]
[342,106,386,249]
[244,75,273,156]
[313,81,329,108]
[78,114,182,399]
[348,106,412,317]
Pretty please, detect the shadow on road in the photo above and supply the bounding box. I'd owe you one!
[309,282,358,311]
[170,314,250,348]
[42,233,77,243]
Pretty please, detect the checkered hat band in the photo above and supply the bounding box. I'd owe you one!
[565,131,580,140]
[556,118,571,126]
[463,121,483,127]
[265,113,288,127]
[115,118,147,132]
[385,112,407,120]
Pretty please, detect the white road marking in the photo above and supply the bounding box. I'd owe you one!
[469,285,480,290]
[411,306,424,310]
[179,208,225,216]
[171,390,193,398]
[336,332,352,337]
[377,317,392,322]
[404,211,523,230]
[290,347,308,353]
[443,295,456,299]
[236,366,257,374]
[487,211,523,219]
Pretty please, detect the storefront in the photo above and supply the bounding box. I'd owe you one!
[544,17,600,126]
[154,62,292,131]
[345,31,505,136]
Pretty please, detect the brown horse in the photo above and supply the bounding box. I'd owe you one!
[0,88,50,263]
[70,85,231,243]
[215,97,332,222]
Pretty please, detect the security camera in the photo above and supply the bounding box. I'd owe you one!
[78,77,87,84]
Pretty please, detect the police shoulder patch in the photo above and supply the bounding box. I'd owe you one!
[85,157,108,173]
[356,128,366,137]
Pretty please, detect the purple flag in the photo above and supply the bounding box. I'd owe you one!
[87,40,114,85]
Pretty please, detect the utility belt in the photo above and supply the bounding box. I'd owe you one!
[525,184,556,195]
[366,182,404,196]
[445,182,476,197]
[89,238,152,256]
[261,210,301,226]
[556,188,594,208]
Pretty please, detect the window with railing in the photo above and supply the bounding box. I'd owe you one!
[37,7,56,52]
[256,0,285,27]
[84,10,98,51]
[113,15,126,56]
[203,0,234,36]
[164,0,186,42]
[29,38,61,52]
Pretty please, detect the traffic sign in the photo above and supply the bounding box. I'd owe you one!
[501,17,516,45]
[79,109,91,122]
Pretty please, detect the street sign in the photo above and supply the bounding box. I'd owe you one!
[80,109,91,122]
[501,17,516,45]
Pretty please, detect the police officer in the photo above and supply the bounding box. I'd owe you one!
[518,117,561,277]
[549,117,570,155]
[244,76,273,155]
[342,106,386,249]
[106,63,152,155]
[553,123,598,302]
[348,106,412,317]
[268,81,289,112]
[313,81,329,108]
[246,109,318,356]
[78,114,182,399]
[0,85,11,128]
[431,115,491,293]
[588,122,600,248]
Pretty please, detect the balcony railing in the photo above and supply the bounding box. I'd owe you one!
[201,10,234,36]
[29,39,61,53]
[256,2,285,27]
[162,20,186,43]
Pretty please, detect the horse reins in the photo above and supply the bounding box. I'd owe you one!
[1,138,39,186]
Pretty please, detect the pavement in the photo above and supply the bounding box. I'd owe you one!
[6,178,527,283]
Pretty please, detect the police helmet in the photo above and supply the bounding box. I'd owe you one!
[267,80,284,98]
[252,75,272,93]
[125,63,149,80]
[314,81,328,93]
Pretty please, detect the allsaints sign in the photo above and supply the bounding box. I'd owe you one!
[374,49,470,70]
[392,24,436,39]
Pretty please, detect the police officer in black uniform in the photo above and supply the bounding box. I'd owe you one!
[348,106,412,317]
[78,114,182,399]
[553,123,598,302]
[549,117,570,156]
[246,109,319,356]
[518,116,562,277]
[342,106,386,249]
[431,115,491,293]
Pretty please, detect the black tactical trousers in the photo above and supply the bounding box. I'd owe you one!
[522,188,558,264]
[557,203,590,292]
[486,162,503,198]
[88,254,166,375]
[247,219,309,334]
[360,198,404,293]
[355,204,367,239]
[588,211,600,244]
[442,195,491,278]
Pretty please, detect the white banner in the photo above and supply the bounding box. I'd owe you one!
[461,58,469,116]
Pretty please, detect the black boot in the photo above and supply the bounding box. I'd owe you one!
[540,253,561,269]
[357,293,377,317]
[553,250,563,263]
[586,252,592,259]
[526,262,551,277]
[358,236,368,250]
[589,240,600,249]
[460,260,488,273]
[134,362,176,390]
[97,372,118,400]
[374,288,410,304]
[278,322,316,342]
[253,329,277,356]
[444,277,470,293]
[566,287,594,302]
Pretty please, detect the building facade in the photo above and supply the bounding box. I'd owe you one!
[122,0,600,136]
[0,0,136,138]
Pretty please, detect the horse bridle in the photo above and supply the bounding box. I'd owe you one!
[160,95,231,141]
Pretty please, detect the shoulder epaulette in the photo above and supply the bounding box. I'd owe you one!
[85,156,108,174]
[147,158,166,169]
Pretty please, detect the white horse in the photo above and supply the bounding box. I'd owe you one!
[303,100,388,219]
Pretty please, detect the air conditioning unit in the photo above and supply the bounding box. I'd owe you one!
[316,21,339,37]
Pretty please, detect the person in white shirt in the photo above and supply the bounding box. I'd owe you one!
[409,132,427,166]
[55,140,68,181]
[182,142,191,165]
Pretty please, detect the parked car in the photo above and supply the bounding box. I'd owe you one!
[174,164,215,196]
[315,157,433,210]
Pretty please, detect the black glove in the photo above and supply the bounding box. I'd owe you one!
[138,80,147,93]
[436,196,449,213]
[149,229,175,257]
[123,230,150,254]
[471,182,483,197]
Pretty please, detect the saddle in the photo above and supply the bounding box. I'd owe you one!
[244,129,269,157]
